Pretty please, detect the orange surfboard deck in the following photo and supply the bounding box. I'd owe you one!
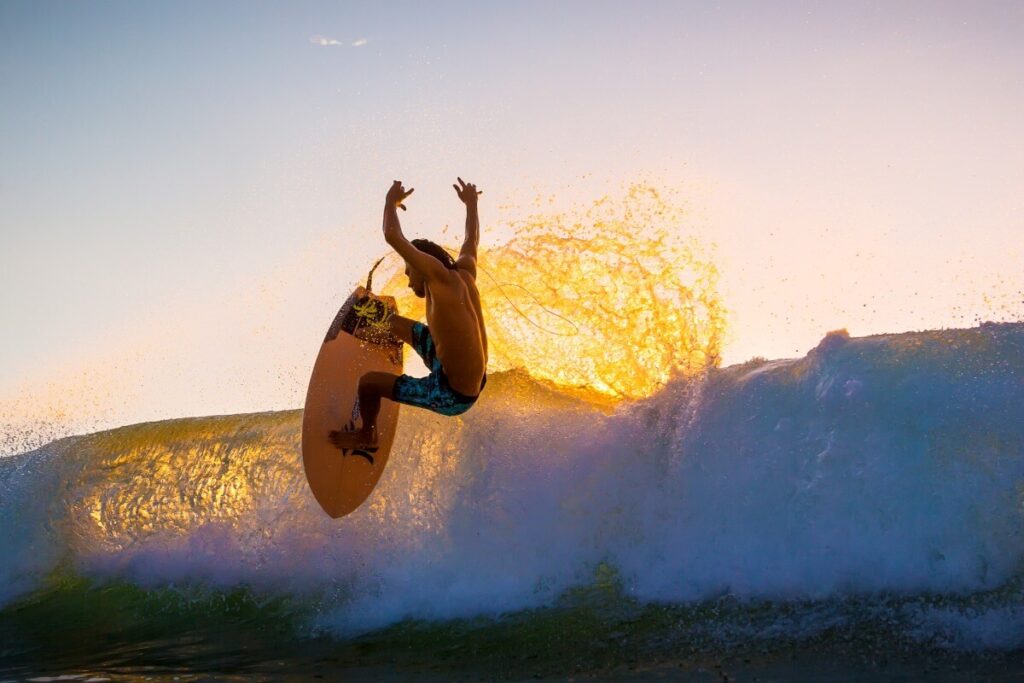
[301,286,403,518]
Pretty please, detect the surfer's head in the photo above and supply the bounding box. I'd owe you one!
[406,239,456,297]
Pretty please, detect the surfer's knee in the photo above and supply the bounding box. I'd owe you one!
[359,371,398,399]
[387,315,418,346]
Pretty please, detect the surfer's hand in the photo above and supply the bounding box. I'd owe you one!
[386,180,414,212]
[453,177,481,206]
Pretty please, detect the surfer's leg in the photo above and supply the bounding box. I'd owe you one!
[328,371,397,450]
[356,371,397,444]
[390,372,440,413]
[386,314,420,348]
[390,369,481,417]
[405,322,441,370]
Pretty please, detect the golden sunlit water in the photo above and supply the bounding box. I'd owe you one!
[381,184,726,401]
[57,371,603,562]
[65,412,305,556]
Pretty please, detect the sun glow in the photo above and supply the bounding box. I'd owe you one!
[382,185,726,401]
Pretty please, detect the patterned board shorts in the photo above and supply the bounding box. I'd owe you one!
[392,323,486,417]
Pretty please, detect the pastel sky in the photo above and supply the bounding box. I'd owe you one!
[1,1,1022,448]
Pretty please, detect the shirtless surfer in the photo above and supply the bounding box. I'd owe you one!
[329,178,488,450]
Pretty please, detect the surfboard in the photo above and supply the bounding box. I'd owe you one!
[301,286,403,518]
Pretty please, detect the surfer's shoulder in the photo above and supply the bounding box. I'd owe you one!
[454,254,477,279]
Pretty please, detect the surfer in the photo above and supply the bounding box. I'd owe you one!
[329,178,489,450]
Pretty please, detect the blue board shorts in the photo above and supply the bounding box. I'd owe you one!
[392,323,486,417]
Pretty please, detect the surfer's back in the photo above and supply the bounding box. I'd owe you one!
[423,266,487,397]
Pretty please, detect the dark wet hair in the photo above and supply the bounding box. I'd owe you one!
[411,238,457,270]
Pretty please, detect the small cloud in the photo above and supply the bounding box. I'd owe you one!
[352,38,368,47]
[309,35,343,47]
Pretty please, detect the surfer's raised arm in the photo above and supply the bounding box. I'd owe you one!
[382,180,448,282]
[453,177,481,275]
[328,177,489,457]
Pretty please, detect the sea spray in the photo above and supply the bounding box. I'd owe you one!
[381,184,726,400]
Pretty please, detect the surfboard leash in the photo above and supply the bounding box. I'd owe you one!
[476,262,581,338]
[365,255,387,293]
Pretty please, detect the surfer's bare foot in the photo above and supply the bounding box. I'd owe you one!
[328,427,378,450]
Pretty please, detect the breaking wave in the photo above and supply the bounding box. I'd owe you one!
[2,322,1023,654]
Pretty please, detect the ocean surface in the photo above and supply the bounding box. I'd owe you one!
[2,322,1023,681]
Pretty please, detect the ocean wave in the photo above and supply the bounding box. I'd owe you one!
[2,322,1022,651]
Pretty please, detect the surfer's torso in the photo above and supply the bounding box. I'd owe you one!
[424,266,487,397]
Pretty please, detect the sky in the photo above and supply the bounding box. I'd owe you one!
[1,1,1022,448]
